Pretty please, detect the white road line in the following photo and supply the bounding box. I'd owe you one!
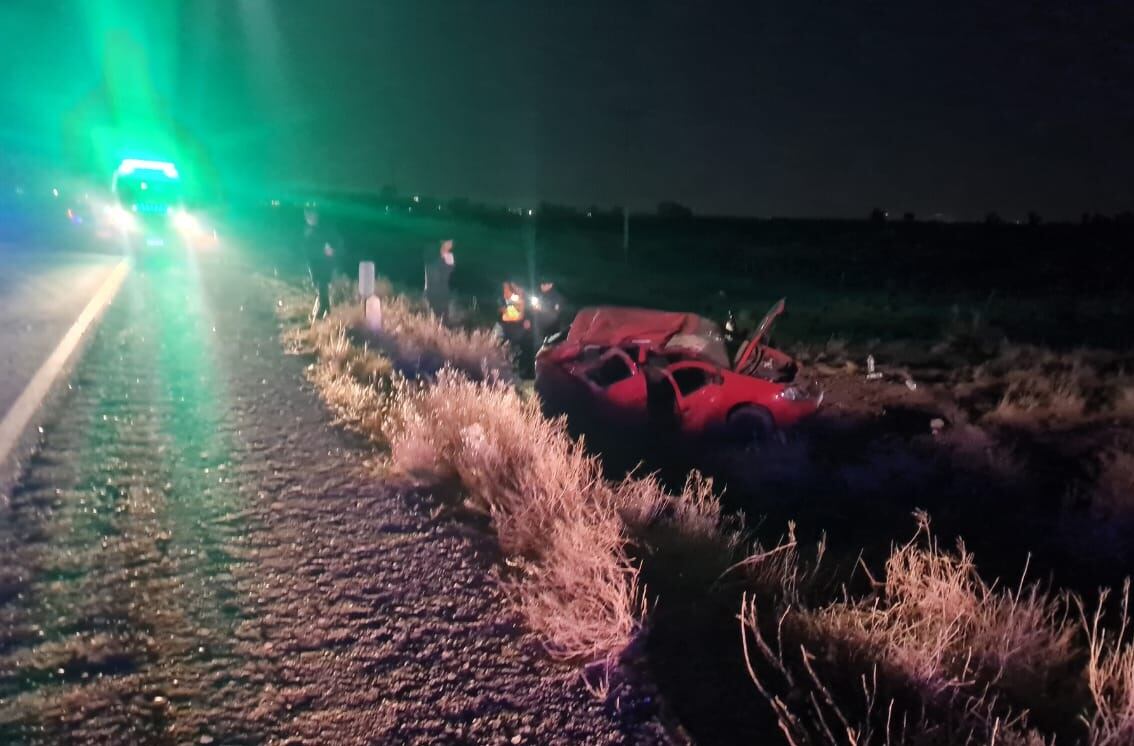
[0,259,131,467]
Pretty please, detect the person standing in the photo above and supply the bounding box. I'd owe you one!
[424,239,455,320]
[301,204,339,320]
[531,280,567,340]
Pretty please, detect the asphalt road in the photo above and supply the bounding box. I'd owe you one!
[0,248,668,744]
[0,245,121,418]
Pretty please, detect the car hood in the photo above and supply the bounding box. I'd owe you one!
[733,298,786,371]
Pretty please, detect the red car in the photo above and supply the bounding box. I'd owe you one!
[535,300,821,441]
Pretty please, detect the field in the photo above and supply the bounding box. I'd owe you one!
[262,204,1134,745]
[266,202,1134,579]
[257,201,1134,347]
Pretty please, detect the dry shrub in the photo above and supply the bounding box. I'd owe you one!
[739,515,1087,746]
[967,346,1134,426]
[308,355,393,443]
[725,522,826,604]
[387,369,658,664]
[516,510,648,666]
[987,365,1090,425]
[1087,449,1134,523]
[270,278,317,325]
[935,308,1005,362]
[389,370,597,549]
[277,274,507,436]
[277,299,400,445]
[610,471,671,536]
[1111,386,1134,418]
[358,294,511,382]
[626,472,747,602]
[328,275,393,306]
[933,424,1029,487]
[810,514,1077,710]
[1079,581,1134,746]
[741,604,1050,745]
[385,366,748,666]
[661,472,735,547]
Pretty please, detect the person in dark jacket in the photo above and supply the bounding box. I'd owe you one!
[301,204,340,320]
[531,280,567,341]
[424,239,455,319]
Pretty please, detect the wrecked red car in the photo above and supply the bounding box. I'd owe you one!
[535,300,821,440]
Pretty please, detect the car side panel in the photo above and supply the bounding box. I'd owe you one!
[717,370,816,427]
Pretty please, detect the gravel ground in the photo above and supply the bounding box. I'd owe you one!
[0,256,672,745]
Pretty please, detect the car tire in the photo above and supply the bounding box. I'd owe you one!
[726,405,776,447]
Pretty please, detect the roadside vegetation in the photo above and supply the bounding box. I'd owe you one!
[271,276,1134,745]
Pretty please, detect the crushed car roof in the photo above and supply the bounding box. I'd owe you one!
[566,306,730,366]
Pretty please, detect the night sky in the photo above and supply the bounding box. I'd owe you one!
[2,0,1132,219]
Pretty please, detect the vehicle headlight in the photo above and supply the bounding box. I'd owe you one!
[780,384,811,401]
[172,209,200,234]
[107,205,136,232]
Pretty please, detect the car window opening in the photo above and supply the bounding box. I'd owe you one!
[671,367,712,396]
[586,354,633,387]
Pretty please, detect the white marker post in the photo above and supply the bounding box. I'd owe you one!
[359,261,382,332]
[359,261,375,300]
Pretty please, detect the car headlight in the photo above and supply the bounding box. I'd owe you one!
[780,384,812,402]
[172,209,200,234]
[107,204,136,232]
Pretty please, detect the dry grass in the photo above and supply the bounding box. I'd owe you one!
[809,514,1077,711]
[1111,386,1134,418]
[273,283,400,445]
[273,276,734,672]
[1089,449,1134,523]
[361,294,512,381]
[388,369,618,557]
[515,510,648,667]
[738,514,1134,746]
[387,369,736,666]
[277,277,510,382]
[952,344,1134,427]
[984,363,1091,425]
[1079,582,1134,746]
[273,273,1134,738]
[307,350,394,444]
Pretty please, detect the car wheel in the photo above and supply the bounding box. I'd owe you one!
[726,405,776,447]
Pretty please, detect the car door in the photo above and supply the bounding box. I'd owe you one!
[666,361,726,434]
